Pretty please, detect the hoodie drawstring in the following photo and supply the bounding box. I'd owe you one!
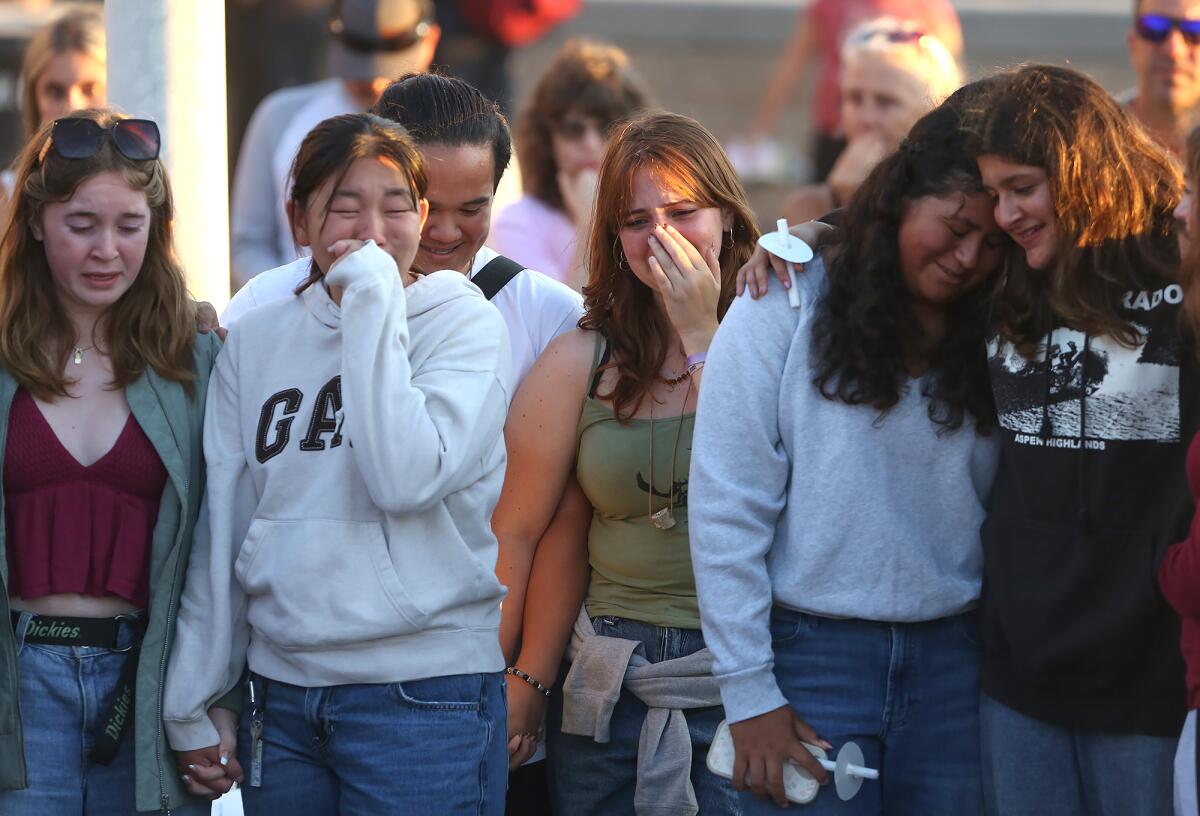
[1039,332,1054,439]
[1078,334,1091,534]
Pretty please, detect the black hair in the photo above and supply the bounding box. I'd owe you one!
[371,72,512,190]
[287,112,427,291]
[812,98,998,433]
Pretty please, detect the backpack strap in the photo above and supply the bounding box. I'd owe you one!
[473,255,525,301]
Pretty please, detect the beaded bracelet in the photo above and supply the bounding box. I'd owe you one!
[506,666,552,697]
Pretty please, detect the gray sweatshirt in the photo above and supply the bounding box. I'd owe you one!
[689,259,999,725]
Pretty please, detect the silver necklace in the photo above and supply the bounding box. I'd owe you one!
[646,376,694,531]
[72,345,95,365]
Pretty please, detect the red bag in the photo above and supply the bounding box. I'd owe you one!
[460,0,582,48]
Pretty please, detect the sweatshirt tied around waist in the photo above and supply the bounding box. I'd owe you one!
[560,607,722,816]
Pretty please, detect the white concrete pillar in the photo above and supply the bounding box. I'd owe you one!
[104,0,230,310]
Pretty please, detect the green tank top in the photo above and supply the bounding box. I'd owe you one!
[575,333,701,630]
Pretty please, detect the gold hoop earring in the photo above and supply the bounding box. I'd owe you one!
[613,236,629,270]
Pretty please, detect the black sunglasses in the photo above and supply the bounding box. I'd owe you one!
[43,118,161,163]
[1135,13,1200,45]
[554,117,613,141]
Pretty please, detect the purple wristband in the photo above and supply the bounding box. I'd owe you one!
[686,352,708,367]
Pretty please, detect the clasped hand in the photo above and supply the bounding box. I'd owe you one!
[174,706,244,800]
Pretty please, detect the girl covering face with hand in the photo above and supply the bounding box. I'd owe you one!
[163,112,514,815]
[491,111,756,815]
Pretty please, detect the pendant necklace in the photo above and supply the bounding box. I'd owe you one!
[647,376,694,531]
[72,345,95,365]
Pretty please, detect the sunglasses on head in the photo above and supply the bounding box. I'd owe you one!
[1135,13,1200,45]
[41,117,161,164]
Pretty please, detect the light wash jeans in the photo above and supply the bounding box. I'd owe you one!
[546,615,741,816]
[0,611,140,816]
[1176,710,1197,816]
[237,671,507,816]
[741,608,984,815]
[980,692,1175,816]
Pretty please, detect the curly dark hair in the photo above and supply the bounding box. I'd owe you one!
[812,97,998,433]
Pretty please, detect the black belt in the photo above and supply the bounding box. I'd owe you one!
[11,610,144,651]
[11,609,147,765]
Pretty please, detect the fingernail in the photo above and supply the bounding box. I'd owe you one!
[220,754,229,767]
[181,774,191,783]
[187,764,197,771]
[820,740,833,750]
[783,278,791,288]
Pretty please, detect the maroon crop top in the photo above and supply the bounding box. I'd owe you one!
[4,389,167,607]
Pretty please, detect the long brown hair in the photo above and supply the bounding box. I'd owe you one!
[976,64,1181,351]
[580,111,758,421]
[0,109,195,400]
[516,38,650,212]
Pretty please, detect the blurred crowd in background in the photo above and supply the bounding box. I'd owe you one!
[0,0,1173,296]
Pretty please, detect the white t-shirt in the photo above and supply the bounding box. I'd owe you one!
[223,246,583,385]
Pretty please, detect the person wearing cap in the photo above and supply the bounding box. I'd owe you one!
[229,0,439,289]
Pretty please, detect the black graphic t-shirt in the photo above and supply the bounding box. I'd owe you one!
[981,280,1195,736]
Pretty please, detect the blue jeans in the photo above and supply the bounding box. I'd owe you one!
[545,615,741,816]
[237,671,507,816]
[980,692,1175,815]
[741,608,983,815]
[0,611,140,816]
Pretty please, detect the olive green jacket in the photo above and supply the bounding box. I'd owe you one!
[0,333,220,814]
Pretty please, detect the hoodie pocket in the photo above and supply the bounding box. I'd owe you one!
[235,518,429,649]
[980,512,1165,691]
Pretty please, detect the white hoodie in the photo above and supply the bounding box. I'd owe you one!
[164,242,512,751]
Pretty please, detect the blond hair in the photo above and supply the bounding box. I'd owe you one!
[19,7,106,138]
[841,17,962,108]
